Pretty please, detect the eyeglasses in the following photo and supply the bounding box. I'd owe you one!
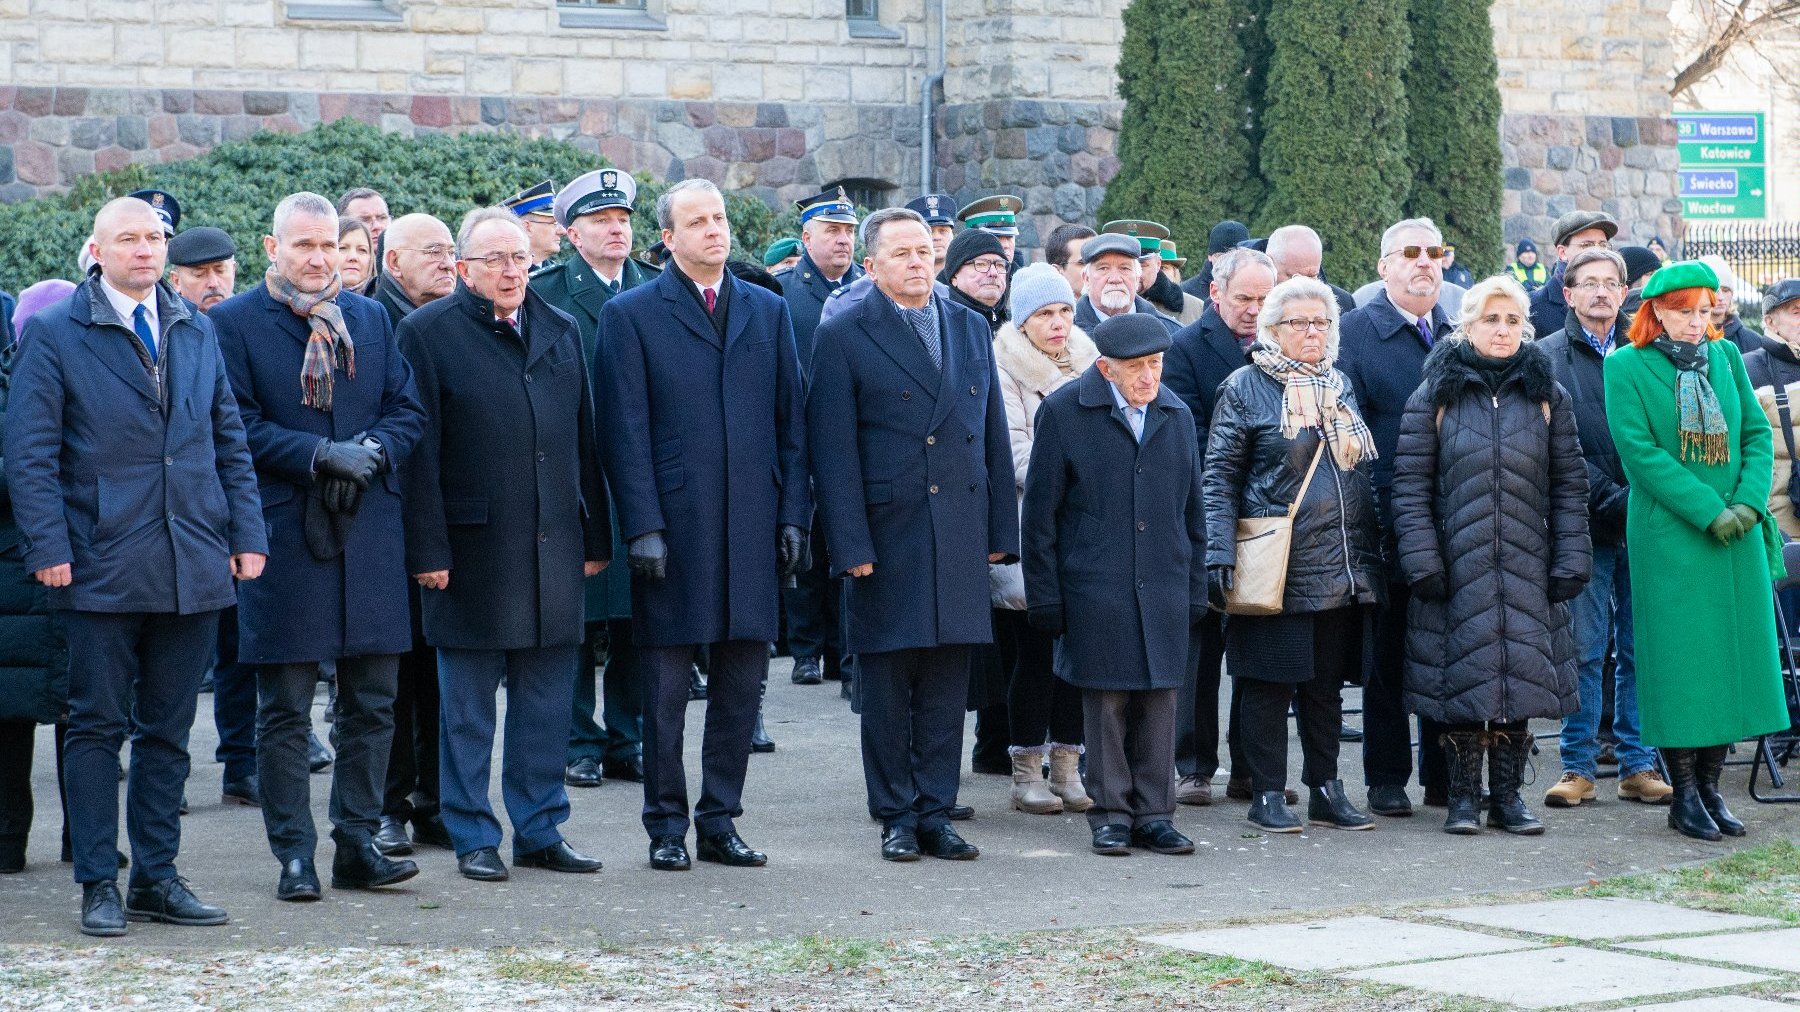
[1571,280,1624,293]
[464,251,532,271]
[964,258,1008,275]
[1276,318,1332,333]
[395,245,456,261]
[1385,245,1447,261]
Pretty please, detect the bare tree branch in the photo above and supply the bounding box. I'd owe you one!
[1672,0,1800,100]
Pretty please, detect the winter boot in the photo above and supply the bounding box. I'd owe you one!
[1046,745,1093,813]
[1486,729,1544,834]
[1694,745,1745,837]
[1441,731,1485,835]
[1663,748,1722,841]
[1010,749,1063,814]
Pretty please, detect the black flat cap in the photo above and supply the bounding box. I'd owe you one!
[1765,278,1800,315]
[1092,313,1171,360]
[167,226,236,267]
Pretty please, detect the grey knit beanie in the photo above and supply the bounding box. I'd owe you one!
[1009,262,1075,325]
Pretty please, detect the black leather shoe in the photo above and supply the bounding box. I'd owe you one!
[1247,791,1303,834]
[80,881,127,937]
[688,664,708,701]
[602,757,646,783]
[1366,784,1414,817]
[333,840,420,889]
[221,775,261,807]
[125,876,229,926]
[516,840,603,873]
[1339,722,1364,742]
[1091,824,1131,856]
[178,793,189,816]
[649,835,690,871]
[697,831,767,867]
[372,816,414,856]
[276,858,321,902]
[564,757,603,788]
[1131,820,1196,854]
[1308,780,1374,830]
[750,707,775,753]
[410,814,453,849]
[880,826,920,862]
[947,804,974,821]
[1227,775,1298,804]
[791,657,823,685]
[457,847,509,882]
[307,731,333,773]
[918,825,979,860]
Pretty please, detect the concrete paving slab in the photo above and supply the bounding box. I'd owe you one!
[1621,928,1800,974]
[1432,897,1781,940]
[1611,999,1800,1012]
[1145,914,1542,971]
[1343,947,1773,1009]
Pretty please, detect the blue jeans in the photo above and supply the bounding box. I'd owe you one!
[1559,544,1655,778]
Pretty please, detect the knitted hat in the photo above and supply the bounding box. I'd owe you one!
[1697,255,1736,291]
[943,228,1006,283]
[1640,260,1721,302]
[1207,219,1250,255]
[1515,238,1538,256]
[11,278,76,337]
[1008,262,1075,325]
[1615,245,1662,288]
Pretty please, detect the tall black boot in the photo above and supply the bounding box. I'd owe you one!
[1662,747,1722,841]
[1441,731,1484,835]
[1694,744,1745,837]
[1486,729,1544,835]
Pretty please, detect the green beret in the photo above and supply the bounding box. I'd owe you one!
[762,237,801,267]
[1639,259,1720,302]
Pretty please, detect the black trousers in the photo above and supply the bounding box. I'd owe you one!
[781,516,843,673]
[257,655,399,862]
[1364,582,1446,790]
[858,645,970,832]
[0,720,37,859]
[382,635,440,822]
[1176,611,1243,779]
[994,608,1082,748]
[1237,608,1357,792]
[639,640,766,839]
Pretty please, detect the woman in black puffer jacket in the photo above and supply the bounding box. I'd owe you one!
[1392,275,1590,838]
[1203,277,1384,835]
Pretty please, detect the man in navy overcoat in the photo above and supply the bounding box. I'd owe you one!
[5,196,266,937]
[807,208,1018,863]
[212,191,426,902]
[598,179,809,872]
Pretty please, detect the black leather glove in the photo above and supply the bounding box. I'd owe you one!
[777,524,806,578]
[354,432,390,475]
[1027,604,1064,634]
[628,531,668,580]
[1191,603,1210,627]
[315,439,381,488]
[1548,575,1584,603]
[1708,508,1745,546]
[322,476,364,515]
[1411,572,1449,602]
[1207,565,1234,612]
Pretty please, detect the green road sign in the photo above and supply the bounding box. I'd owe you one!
[1675,112,1767,220]
[1680,165,1766,220]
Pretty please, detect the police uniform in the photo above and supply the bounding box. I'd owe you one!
[528,167,657,785]
[128,189,180,237]
[905,193,958,271]
[502,180,561,270]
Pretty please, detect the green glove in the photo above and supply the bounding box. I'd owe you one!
[1730,503,1762,533]
[1708,509,1745,545]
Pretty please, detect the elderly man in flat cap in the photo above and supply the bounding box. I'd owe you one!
[1529,211,1618,339]
[1022,312,1201,857]
[166,227,238,314]
[1075,233,1181,336]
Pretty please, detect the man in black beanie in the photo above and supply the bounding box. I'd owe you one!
[1183,219,1251,300]
[940,229,1010,335]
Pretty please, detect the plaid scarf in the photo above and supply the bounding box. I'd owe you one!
[265,269,355,411]
[1650,335,1729,465]
[1250,341,1376,470]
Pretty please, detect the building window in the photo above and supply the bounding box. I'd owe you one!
[285,0,401,21]
[830,178,897,212]
[558,0,667,31]
[846,0,902,39]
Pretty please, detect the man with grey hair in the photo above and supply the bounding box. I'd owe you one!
[400,207,610,882]
[1074,232,1180,335]
[809,207,1019,862]
[211,190,428,902]
[1336,216,1455,819]
[1267,225,1356,315]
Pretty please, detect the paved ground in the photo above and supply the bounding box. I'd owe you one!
[3,658,1798,949]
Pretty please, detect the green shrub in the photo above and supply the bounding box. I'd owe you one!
[1403,0,1505,278]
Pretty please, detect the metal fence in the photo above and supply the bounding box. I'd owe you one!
[1682,221,1800,290]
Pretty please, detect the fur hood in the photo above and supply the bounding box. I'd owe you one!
[1421,337,1559,408]
[993,320,1100,395]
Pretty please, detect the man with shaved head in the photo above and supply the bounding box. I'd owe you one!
[373,213,456,328]
[1266,225,1356,315]
[5,196,266,937]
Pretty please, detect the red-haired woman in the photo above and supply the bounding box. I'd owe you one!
[1604,260,1790,841]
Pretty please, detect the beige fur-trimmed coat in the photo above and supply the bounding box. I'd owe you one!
[993,320,1100,501]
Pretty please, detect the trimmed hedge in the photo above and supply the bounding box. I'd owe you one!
[0,120,802,294]
[1403,0,1506,278]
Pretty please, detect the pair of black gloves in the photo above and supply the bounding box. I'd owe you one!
[627,525,807,581]
[314,435,387,515]
[1410,569,1583,604]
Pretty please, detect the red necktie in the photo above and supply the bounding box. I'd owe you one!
[704,287,717,315]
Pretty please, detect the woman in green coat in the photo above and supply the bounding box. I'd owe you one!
[1604,260,1790,842]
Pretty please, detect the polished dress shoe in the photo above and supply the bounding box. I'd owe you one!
[1306,780,1374,830]
[602,756,646,783]
[749,707,775,753]
[791,657,823,685]
[1339,721,1364,742]
[125,876,229,926]
[1246,791,1303,834]
[1131,820,1196,854]
[697,831,767,867]
[918,825,979,860]
[178,793,189,816]
[1227,775,1298,804]
[1366,784,1414,817]
[81,881,128,937]
[880,826,920,862]
[1090,824,1131,856]
[333,840,420,889]
[221,774,261,808]
[410,814,453,849]
[372,816,414,856]
[276,858,321,902]
[307,731,333,773]
[947,804,974,821]
[688,664,708,701]
[564,757,603,788]
[516,840,603,873]
[649,835,691,871]
[457,847,509,882]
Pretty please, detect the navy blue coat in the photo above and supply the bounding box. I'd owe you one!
[4,278,265,615]
[774,250,863,374]
[1021,368,1204,691]
[1336,289,1450,543]
[598,266,809,647]
[399,282,609,650]
[0,338,67,725]
[808,289,1020,655]
[1163,306,1251,451]
[212,283,425,664]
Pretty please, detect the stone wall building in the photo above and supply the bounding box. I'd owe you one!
[0,0,1679,254]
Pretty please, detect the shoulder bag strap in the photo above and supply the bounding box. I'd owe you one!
[1287,438,1327,520]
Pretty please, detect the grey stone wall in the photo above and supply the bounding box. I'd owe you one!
[1500,112,1683,248]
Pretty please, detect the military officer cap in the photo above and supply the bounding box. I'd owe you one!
[1079,232,1142,264]
[502,180,557,221]
[1550,210,1618,248]
[166,226,236,267]
[1092,313,1172,360]
[905,192,958,227]
[1159,239,1185,269]
[795,186,858,226]
[1102,219,1170,260]
[1763,277,1800,316]
[553,168,637,228]
[957,194,1022,237]
[128,189,181,236]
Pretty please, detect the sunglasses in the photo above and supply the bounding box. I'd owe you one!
[1386,245,1448,261]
